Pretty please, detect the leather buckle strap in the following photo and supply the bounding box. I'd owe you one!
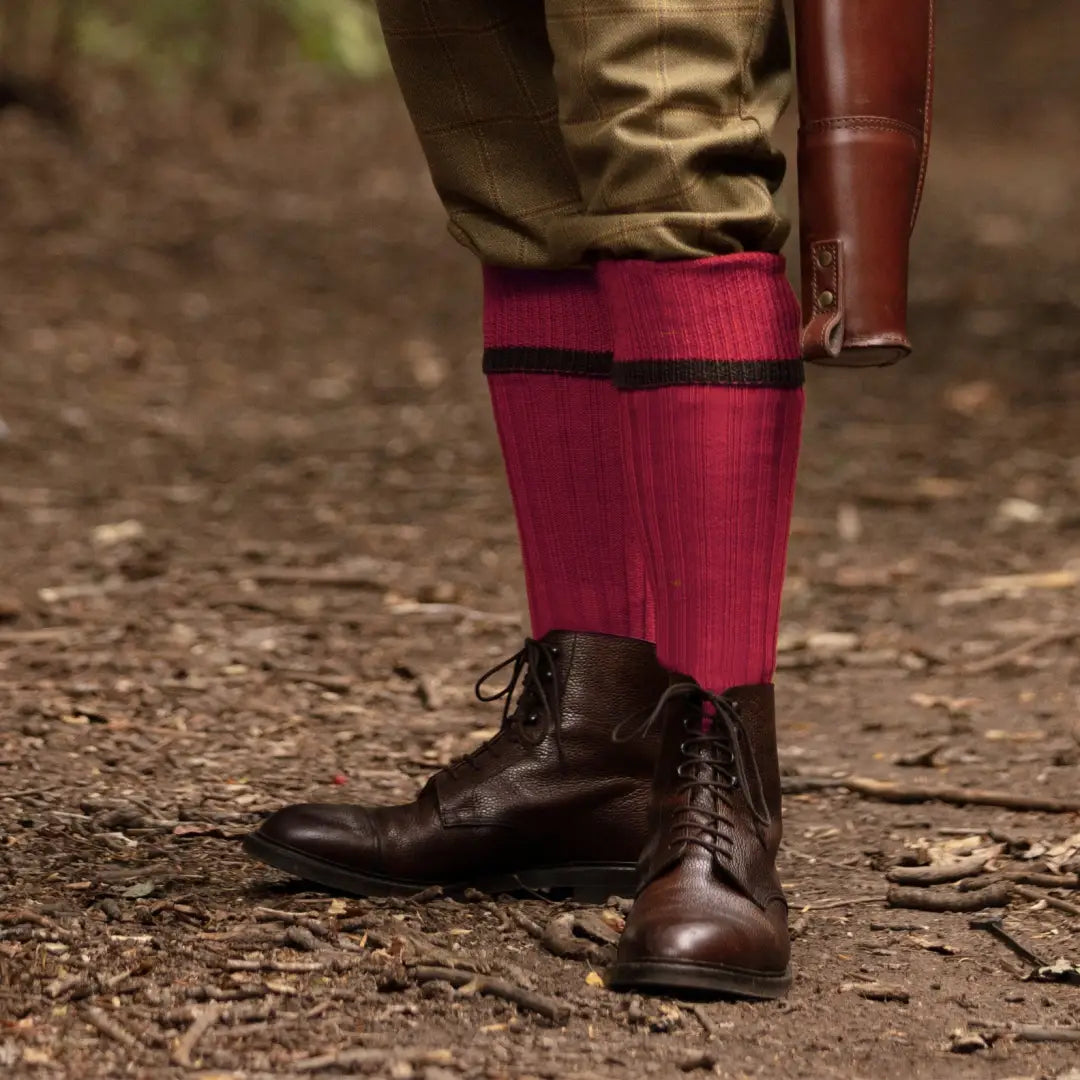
[801,240,844,361]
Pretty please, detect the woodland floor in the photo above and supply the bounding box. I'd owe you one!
[1,8,1080,1079]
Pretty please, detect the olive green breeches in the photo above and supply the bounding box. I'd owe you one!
[374,0,794,268]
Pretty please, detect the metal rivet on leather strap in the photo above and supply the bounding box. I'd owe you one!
[817,249,834,268]
[818,290,836,309]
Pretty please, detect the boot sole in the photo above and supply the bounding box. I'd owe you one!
[243,831,636,903]
[608,958,792,1001]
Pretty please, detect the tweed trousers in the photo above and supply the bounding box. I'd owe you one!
[375,0,794,268]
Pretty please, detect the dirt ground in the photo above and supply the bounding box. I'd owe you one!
[1,5,1079,1078]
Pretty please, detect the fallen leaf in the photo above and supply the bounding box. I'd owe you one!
[120,881,155,899]
[585,971,605,987]
[1026,959,1080,986]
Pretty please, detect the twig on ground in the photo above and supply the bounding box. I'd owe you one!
[783,775,1080,813]
[273,668,354,693]
[508,908,545,939]
[1,786,59,800]
[801,895,887,911]
[81,1006,143,1051]
[387,600,521,624]
[294,1048,455,1073]
[691,1003,719,1037]
[1012,884,1080,917]
[969,917,1046,968]
[976,1023,1080,1045]
[963,871,1080,891]
[887,882,1012,913]
[224,958,324,974]
[1008,871,1080,890]
[840,981,910,1003]
[293,1049,391,1072]
[239,567,388,589]
[172,1002,223,1067]
[409,965,571,1025]
[954,626,1080,675]
[253,907,332,937]
[540,912,614,963]
[886,847,1004,887]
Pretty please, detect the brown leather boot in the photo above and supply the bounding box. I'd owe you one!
[609,678,791,999]
[243,631,668,900]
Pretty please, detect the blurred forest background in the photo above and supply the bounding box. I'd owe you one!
[0,0,385,128]
[1,3,1079,1079]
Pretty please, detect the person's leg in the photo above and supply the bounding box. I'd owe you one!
[243,0,664,900]
[545,0,801,996]
[483,267,654,641]
[380,0,654,644]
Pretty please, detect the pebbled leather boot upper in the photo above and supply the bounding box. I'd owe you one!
[244,631,669,897]
[609,677,791,998]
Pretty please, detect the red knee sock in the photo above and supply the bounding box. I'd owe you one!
[600,254,804,690]
[484,267,655,642]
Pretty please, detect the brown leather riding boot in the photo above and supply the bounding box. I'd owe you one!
[609,678,791,999]
[243,631,668,900]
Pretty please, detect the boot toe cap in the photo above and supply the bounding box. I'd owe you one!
[253,802,380,867]
[618,891,790,977]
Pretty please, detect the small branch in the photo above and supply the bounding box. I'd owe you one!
[294,1048,455,1073]
[840,981,910,1003]
[81,1006,142,1051]
[540,912,612,964]
[995,871,1080,890]
[240,567,386,589]
[1012,884,1080,917]
[224,958,324,974]
[172,1003,223,1068]
[784,775,1080,814]
[273,668,353,694]
[507,908,545,939]
[980,1024,1080,1045]
[956,626,1080,675]
[409,966,570,1025]
[801,895,887,911]
[969,917,1045,968]
[887,883,1012,913]
[691,1003,720,1037]
[294,1049,391,1073]
[886,848,1003,887]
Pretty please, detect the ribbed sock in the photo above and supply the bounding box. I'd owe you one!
[601,254,804,690]
[484,267,655,642]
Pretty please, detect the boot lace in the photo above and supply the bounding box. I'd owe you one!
[615,683,771,861]
[444,638,563,776]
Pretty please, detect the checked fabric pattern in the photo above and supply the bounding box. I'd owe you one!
[375,0,794,268]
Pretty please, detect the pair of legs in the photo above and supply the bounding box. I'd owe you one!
[247,0,804,998]
[385,0,803,689]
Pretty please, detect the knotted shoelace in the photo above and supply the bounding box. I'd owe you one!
[442,638,563,776]
[615,683,771,860]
